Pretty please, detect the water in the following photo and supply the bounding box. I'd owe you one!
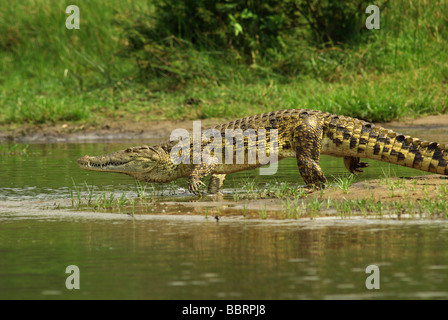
[1,134,448,299]
[1,214,448,299]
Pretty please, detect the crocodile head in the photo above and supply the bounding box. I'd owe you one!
[77,145,162,179]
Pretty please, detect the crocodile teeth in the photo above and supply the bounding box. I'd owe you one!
[87,161,124,168]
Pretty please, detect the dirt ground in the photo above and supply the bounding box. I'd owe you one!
[0,118,222,143]
[2,114,448,144]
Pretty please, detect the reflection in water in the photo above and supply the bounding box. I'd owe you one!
[1,215,448,299]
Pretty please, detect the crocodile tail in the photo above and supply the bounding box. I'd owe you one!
[325,115,448,175]
[374,132,448,175]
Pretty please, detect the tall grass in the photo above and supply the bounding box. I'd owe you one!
[1,0,447,125]
[0,0,150,124]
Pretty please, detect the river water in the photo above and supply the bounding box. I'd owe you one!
[1,135,448,299]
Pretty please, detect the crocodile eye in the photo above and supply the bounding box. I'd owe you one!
[125,148,132,153]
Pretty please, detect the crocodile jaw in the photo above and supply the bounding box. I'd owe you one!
[77,155,136,173]
[77,145,163,181]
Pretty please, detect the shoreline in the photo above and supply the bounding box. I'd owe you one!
[1,114,448,144]
[2,193,448,222]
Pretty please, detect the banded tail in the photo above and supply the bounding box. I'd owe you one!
[322,114,448,175]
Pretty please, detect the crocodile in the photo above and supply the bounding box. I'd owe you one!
[77,109,448,194]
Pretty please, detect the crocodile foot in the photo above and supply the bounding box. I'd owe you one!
[188,179,206,195]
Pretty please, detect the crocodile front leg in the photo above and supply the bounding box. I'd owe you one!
[294,114,327,189]
[188,162,218,194]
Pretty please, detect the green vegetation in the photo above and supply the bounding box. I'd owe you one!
[69,178,185,213]
[70,180,145,212]
[1,0,447,125]
[333,174,356,194]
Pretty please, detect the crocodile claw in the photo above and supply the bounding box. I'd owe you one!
[354,161,369,173]
[344,157,369,175]
[350,161,369,175]
[188,179,206,195]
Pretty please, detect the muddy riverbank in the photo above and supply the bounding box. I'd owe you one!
[0,118,221,143]
[1,114,448,143]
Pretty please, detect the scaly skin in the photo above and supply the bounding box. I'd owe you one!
[77,109,448,194]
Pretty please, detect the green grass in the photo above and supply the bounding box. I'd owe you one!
[333,174,356,194]
[70,180,145,212]
[1,0,448,125]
